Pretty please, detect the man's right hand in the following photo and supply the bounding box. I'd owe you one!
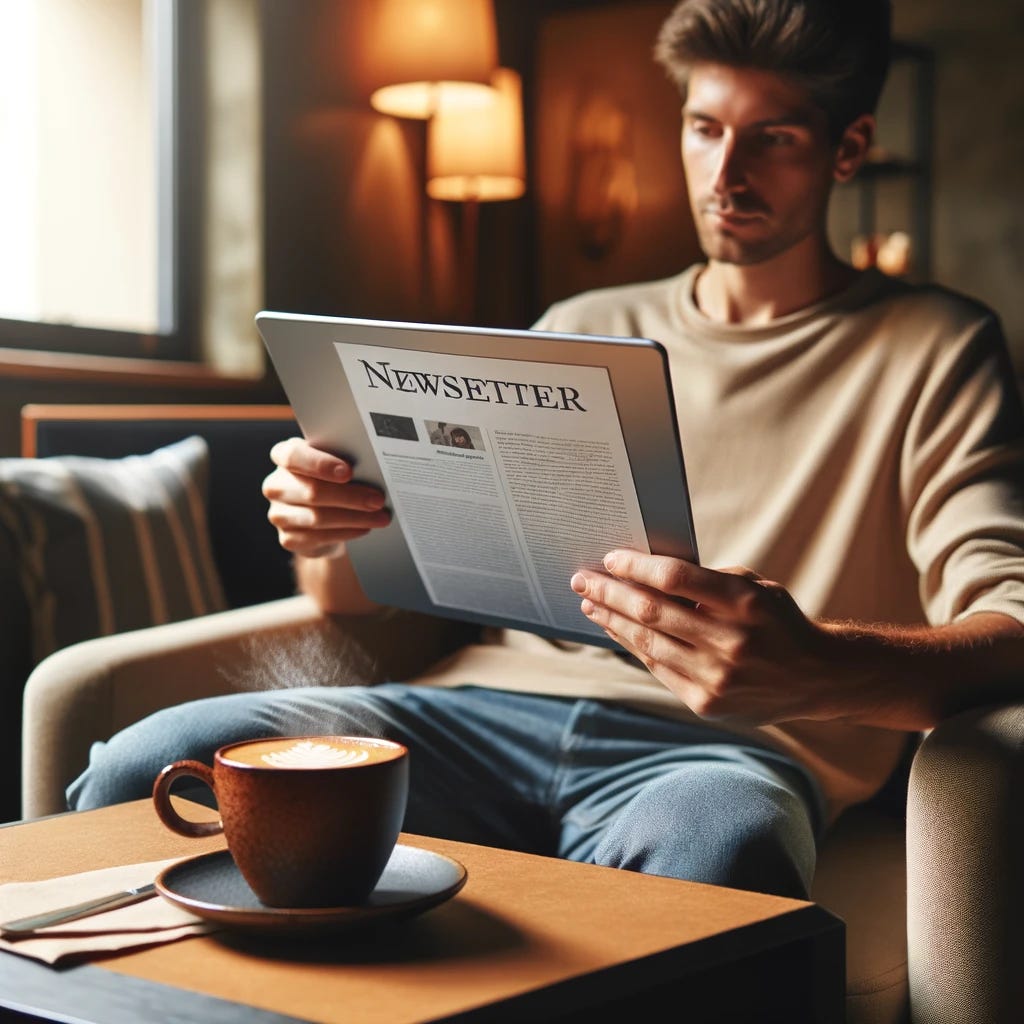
[262,437,391,560]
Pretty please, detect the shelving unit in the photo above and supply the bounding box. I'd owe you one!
[838,40,935,280]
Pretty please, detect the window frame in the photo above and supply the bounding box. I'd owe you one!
[0,0,203,363]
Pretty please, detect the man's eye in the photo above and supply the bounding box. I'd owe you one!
[762,132,795,147]
[687,121,718,137]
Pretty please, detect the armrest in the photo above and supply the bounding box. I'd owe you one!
[21,596,475,820]
[906,701,1024,1023]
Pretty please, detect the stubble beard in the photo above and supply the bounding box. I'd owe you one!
[697,227,791,266]
[694,207,819,267]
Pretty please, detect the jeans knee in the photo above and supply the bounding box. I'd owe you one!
[67,694,278,811]
[592,766,817,899]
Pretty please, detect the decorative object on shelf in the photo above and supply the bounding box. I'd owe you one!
[851,230,913,277]
[427,67,526,320]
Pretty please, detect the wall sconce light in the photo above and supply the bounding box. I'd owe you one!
[364,0,501,317]
[367,0,499,119]
[426,67,526,320]
[426,68,526,203]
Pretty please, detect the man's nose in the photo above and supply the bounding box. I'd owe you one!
[711,136,749,195]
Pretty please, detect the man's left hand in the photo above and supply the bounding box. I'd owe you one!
[570,550,842,725]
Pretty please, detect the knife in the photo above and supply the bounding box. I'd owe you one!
[0,883,158,936]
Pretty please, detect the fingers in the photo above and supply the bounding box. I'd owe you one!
[263,437,386,510]
[571,570,748,682]
[267,512,374,557]
[267,496,391,557]
[263,437,390,557]
[262,464,387,512]
[269,437,351,482]
[600,550,763,616]
[572,551,815,726]
[569,550,770,659]
[581,599,742,721]
[571,569,731,643]
[267,496,390,533]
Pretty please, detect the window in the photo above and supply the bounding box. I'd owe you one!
[0,0,263,372]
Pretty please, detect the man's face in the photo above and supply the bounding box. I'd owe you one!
[681,63,839,266]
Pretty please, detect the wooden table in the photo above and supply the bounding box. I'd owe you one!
[0,799,844,1023]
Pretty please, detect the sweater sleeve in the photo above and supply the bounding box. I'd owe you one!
[901,312,1024,626]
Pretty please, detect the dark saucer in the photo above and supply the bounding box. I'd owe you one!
[155,845,467,935]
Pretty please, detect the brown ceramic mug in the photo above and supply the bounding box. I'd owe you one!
[152,735,409,908]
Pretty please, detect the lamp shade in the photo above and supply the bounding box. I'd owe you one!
[367,0,499,119]
[426,67,526,201]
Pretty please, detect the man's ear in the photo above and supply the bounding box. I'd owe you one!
[833,114,875,183]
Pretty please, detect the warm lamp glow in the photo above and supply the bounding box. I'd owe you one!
[367,0,498,119]
[426,68,526,201]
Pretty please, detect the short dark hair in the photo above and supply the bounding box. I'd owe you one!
[653,0,892,139]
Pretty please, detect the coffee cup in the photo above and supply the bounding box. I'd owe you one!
[152,735,409,908]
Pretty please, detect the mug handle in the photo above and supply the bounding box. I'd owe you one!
[152,760,223,837]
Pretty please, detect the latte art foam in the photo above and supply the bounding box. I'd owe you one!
[222,735,404,769]
[261,741,368,768]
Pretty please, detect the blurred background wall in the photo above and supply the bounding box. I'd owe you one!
[2,0,1021,456]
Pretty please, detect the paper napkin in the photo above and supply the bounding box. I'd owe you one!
[0,858,214,965]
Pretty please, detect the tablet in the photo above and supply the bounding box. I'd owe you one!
[256,311,699,648]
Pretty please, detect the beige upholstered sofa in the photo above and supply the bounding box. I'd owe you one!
[20,594,1024,1024]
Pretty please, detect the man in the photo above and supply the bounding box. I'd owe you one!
[68,0,1024,900]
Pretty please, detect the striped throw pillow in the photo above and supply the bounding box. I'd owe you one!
[0,435,227,664]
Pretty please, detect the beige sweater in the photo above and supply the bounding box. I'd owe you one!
[414,265,1024,822]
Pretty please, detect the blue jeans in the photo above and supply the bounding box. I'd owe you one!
[67,684,825,899]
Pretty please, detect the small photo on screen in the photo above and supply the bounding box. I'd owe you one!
[424,421,485,452]
[370,412,419,441]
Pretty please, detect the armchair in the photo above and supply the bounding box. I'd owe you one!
[14,407,1024,1023]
